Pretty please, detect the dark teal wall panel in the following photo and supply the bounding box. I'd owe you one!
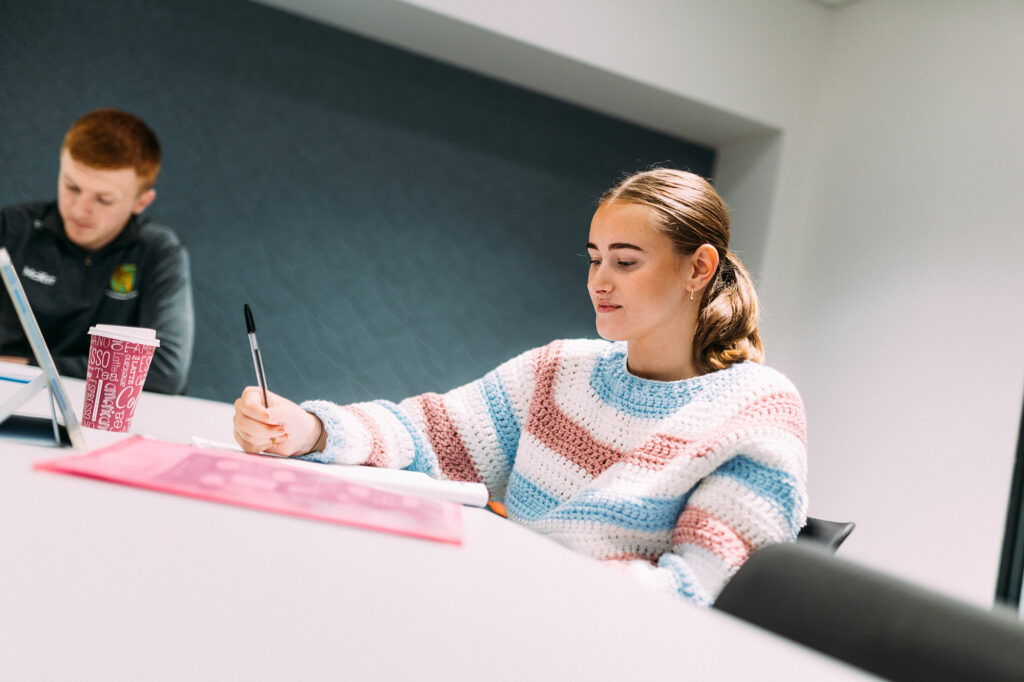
[0,0,715,404]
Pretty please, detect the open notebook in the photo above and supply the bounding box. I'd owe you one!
[190,436,490,508]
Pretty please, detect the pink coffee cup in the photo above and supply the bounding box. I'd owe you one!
[82,325,161,432]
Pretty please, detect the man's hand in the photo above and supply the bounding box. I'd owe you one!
[0,356,30,365]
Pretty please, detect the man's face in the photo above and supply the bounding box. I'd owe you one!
[56,149,155,252]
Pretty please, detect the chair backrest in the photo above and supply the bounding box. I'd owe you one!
[713,541,1024,681]
[797,516,856,552]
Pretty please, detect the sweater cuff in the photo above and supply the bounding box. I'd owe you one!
[296,399,350,464]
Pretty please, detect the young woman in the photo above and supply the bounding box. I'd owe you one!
[232,168,807,607]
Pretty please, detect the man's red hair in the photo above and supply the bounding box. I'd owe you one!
[62,108,161,191]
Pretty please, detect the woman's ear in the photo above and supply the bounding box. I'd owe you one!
[690,244,719,290]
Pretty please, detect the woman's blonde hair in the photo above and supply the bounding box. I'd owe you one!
[600,168,763,373]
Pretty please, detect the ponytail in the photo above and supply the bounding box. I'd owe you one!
[693,251,763,372]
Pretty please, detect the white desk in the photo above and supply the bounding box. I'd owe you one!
[0,379,875,681]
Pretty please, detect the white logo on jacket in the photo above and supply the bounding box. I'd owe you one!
[22,266,56,286]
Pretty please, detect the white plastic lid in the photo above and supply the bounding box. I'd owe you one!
[88,324,161,347]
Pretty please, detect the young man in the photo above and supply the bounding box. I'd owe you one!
[0,108,194,394]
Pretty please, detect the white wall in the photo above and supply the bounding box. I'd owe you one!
[770,0,1024,604]
[262,0,1024,605]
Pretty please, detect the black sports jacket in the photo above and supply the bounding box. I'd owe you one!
[0,201,194,394]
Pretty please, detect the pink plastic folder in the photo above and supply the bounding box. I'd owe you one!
[34,436,463,545]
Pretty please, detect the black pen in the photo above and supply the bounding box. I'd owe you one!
[244,304,269,408]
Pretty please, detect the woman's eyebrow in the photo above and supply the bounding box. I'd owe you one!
[585,242,645,252]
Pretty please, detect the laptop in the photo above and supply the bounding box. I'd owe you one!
[0,247,86,449]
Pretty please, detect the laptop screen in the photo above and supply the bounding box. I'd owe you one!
[0,247,86,449]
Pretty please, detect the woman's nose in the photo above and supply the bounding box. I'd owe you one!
[588,266,610,294]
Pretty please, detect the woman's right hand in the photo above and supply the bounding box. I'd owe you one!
[232,386,322,456]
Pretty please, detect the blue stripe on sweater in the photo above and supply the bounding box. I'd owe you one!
[658,553,713,607]
[544,489,693,533]
[716,455,801,535]
[294,449,336,464]
[477,370,520,469]
[294,402,342,464]
[505,471,562,521]
[588,344,744,418]
[374,400,440,477]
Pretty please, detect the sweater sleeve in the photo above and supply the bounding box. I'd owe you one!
[299,345,540,500]
[611,388,808,607]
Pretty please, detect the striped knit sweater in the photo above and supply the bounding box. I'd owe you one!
[300,339,808,606]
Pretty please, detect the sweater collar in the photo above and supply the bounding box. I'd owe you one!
[589,341,744,418]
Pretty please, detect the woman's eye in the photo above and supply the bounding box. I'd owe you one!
[588,259,600,266]
[616,261,636,268]
[97,198,112,206]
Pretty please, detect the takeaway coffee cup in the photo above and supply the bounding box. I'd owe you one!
[81,325,160,432]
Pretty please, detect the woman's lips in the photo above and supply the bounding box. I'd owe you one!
[596,303,621,313]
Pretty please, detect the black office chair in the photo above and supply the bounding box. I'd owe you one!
[713,541,1024,681]
[797,516,856,552]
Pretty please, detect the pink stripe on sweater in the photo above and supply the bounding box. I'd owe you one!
[673,506,753,567]
[526,341,624,478]
[627,390,807,471]
[740,391,807,445]
[628,433,697,470]
[602,551,659,564]
[415,393,483,484]
[348,405,388,468]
